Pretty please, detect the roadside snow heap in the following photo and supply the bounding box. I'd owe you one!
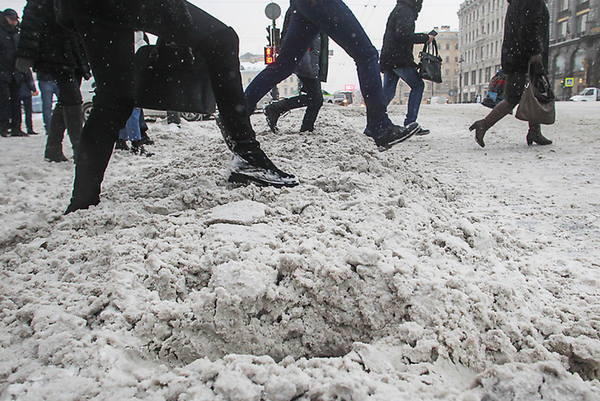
[1,104,599,400]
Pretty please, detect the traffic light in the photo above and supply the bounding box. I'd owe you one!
[264,46,276,65]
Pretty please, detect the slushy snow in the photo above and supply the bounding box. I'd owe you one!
[1,103,599,400]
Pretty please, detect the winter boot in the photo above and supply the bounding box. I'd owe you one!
[44,104,68,162]
[469,100,514,148]
[526,124,552,146]
[264,102,289,133]
[10,128,29,137]
[0,126,9,137]
[63,104,84,164]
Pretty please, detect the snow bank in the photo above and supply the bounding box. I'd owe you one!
[1,105,599,400]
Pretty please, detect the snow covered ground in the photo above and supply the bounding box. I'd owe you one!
[1,102,599,401]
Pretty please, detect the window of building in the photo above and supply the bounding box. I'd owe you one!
[558,20,569,38]
[572,48,586,71]
[471,70,476,84]
[575,13,588,35]
[560,0,569,11]
[464,72,469,85]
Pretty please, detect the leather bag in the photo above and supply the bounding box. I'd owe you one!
[134,43,216,114]
[516,64,555,125]
[418,40,443,84]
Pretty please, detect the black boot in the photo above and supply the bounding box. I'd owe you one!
[131,140,154,157]
[44,104,68,162]
[264,102,289,133]
[0,126,9,137]
[63,104,84,164]
[469,100,515,148]
[526,124,552,146]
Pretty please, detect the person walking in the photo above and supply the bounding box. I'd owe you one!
[380,0,433,136]
[244,0,420,151]
[263,6,329,134]
[115,107,154,156]
[469,0,552,147]
[37,72,59,134]
[53,0,297,214]
[14,67,40,135]
[16,0,91,162]
[0,9,26,138]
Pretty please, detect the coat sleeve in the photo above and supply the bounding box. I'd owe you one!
[526,0,546,57]
[16,0,48,61]
[392,12,429,45]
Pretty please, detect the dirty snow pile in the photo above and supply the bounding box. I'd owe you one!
[1,103,599,401]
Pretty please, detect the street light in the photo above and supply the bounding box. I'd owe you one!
[458,56,464,103]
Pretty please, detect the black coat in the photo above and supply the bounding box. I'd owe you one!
[17,0,90,78]
[0,16,18,83]
[379,0,429,72]
[56,0,193,33]
[501,0,549,73]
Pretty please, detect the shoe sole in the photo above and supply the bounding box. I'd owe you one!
[377,125,419,152]
[229,172,299,188]
[415,129,430,136]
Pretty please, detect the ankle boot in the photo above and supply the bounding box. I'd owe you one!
[63,104,84,164]
[469,100,514,148]
[526,124,552,146]
[45,104,67,161]
[264,101,290,133]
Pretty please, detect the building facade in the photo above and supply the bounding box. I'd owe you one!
[547,0,600,99]
[457,0,507,102]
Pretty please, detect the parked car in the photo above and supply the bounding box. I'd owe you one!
[333,91,353,106]
[323,90,335,103]
[570,87,600,102]
[81,78,213,122]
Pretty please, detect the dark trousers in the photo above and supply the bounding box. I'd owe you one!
[276,76,323,131]
[0,80,20,130]
[45,74,83,156]
[70,2,257,207]
[245,0,392,132]
[16,95,34,133]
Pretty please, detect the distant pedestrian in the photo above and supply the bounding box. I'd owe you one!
[469,0,552,147]
[244,0,420,151]
[15,0,91,162]
[0,9,25,138]
[380,0,434,135]
[115,108,153,156]
[37,72,59,134]
[14,67,40,135]
[263,6,329,133]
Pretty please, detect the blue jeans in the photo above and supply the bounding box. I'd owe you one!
[118,108,142,141]
[383,67,424,126]
[39,79,59,132]
[245,0,392,133]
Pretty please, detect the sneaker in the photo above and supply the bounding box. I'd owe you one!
[413,126,430,136]
[229,149,299,188]
[372,122,419,152]
[27,130,40,135]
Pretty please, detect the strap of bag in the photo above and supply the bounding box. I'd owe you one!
[421,39,439,57]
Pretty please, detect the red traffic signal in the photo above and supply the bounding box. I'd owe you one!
[264,46,276,65]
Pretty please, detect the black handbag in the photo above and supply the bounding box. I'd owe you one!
[134,43,216,114]
[418,40,443,84]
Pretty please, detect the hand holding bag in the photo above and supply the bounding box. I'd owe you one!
[515,64,555,125]
[134,42,216,114]
[418,40,443,84]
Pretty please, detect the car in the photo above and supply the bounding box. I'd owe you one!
[333,91,353,106]
[81,78,213,122]
[570,87,600,102]
[323,90,335,104]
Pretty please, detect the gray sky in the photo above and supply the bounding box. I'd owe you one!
[1,0,464,90]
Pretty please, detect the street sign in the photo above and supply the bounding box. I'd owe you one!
[564,77,574,88]
[265,3,281,21]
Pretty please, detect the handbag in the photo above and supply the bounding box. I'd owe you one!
[134,43,216,114]
[515,64,555,125]
[417,40,443,84]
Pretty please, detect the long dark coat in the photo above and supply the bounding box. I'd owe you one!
[379,0,429,72]
[17,0,90,78]
[501,0,550,73]
[0,16,18,83]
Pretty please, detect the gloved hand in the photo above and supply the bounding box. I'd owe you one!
[15,58,34,73]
